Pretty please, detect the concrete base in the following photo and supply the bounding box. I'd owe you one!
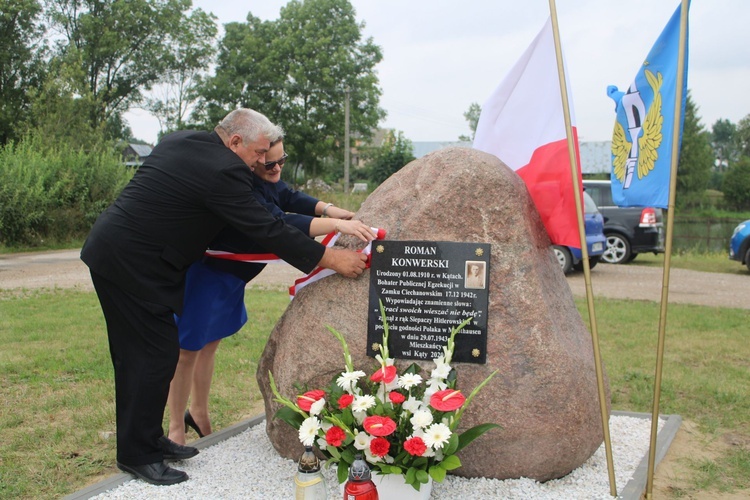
[62,411,681,500]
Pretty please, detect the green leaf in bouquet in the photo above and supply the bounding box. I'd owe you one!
[273,406,304,429]
[456,423,502,453]
[405,466,417,484]
[326,445,341,459]
[337,462,349,484]
[416,467,431,484]
[412,456,428,468]
[428,464,447,482]
[442,432,460,455]
[403,362,422,375]
[341,448,356,464]
[438,454,461,470]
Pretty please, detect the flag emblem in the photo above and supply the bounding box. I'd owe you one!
[610,70,664,188]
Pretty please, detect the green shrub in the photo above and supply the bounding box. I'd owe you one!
[0,135,132,247]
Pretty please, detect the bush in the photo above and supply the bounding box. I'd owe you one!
[0,136,132,247]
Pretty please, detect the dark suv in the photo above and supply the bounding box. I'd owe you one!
[582,180,665,264]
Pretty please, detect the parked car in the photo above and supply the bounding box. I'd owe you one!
[552,191,606,274]
[729,220,750,271]
[582,179,665,264]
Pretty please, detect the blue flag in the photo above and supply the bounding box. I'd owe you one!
[607,2,689,208]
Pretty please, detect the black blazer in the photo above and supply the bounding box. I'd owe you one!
[81,130,324,313]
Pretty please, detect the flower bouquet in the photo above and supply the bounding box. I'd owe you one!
[269,301,499,491]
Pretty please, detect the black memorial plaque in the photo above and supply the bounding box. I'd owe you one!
[367,240,490,364]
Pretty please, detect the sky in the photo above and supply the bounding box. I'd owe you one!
[124,0,750,144]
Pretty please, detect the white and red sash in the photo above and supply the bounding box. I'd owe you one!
[204,227,386,298]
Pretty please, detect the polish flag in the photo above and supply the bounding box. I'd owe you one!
[473,18,582,248]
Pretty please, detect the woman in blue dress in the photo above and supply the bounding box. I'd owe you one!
[166,138,376,444]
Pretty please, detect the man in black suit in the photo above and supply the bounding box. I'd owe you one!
[81,108,367,485]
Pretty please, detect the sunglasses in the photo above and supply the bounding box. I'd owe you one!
[263,153,288,171]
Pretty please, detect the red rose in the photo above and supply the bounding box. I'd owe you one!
[325,426,346,447]
[369,365,397,384]
[363,415,397,437]
[388,391,405,404]
[404,436,427,456]
[370,437,390,457]
[338,393,354,409]
[429,389,466,412]
[297,389,325,412]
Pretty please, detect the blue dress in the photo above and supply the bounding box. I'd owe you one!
[176,175,319,351]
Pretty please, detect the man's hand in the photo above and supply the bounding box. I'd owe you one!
[318,248,367,278]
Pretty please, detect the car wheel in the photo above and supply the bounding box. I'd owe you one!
[602,233,631,264]
[626,252,638,262]
[573,256,600,272]
[553,245,573,274]
[745,247,750,272]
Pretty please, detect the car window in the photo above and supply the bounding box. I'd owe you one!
[584,183,614,206]
[583,191,599,214]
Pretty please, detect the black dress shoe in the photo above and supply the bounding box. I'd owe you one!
[158,435,199,461]
[184,409,206,438]
[117,460,188,486]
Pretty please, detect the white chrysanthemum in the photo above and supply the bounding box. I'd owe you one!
[423,423,452,449]
[336,370,366,392]
[398,373,423,390]
[309,397,326,416]
[402,396,422,414]
[351,394,376,412]
[353,430,372,450]
[410,409,434,429]
[298,417,320,446]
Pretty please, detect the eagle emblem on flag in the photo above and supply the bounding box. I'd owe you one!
[610,69,664,188]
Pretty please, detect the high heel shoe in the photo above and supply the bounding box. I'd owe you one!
[184,410,206,438]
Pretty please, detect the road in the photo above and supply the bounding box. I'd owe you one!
[0,248,746,309]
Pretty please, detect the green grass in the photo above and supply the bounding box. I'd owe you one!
[1,288,748,497]
[634,250,745,274]
[0,288,287,499]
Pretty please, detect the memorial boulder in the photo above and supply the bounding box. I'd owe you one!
[257,147,609,481]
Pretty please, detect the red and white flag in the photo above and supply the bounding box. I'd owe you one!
[473,17,582,248]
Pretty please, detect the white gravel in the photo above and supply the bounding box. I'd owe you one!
[91,415,663,499]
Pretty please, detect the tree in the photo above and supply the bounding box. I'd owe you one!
[0,0,47,144]
[722,156,750,211]
[195,0,385,181]
[458,102,481,142]
[735,114,750,158]
[676,93,713,208]
[711,118,737,171]
[46,0,193,137]
[143,8,217,135]
[366,130,415,185]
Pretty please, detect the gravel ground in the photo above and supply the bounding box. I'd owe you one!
[90,416,664,500]
[1,248,746,310]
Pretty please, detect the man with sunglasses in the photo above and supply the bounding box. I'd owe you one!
[81,109,368,486]
[166,137,376,446]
